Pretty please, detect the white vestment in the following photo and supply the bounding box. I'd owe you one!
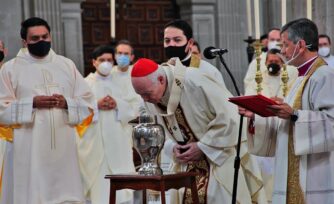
[77,67,142,204]
[321,54,334,68]
[244,59,298,202]
[248,60,334,204]
[144,62,266,204]
[244,52,297,96]
[0,48,95,204]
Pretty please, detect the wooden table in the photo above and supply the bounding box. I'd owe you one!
[105,172,199,204]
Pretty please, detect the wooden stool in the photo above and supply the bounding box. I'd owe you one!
[105,172,199,204]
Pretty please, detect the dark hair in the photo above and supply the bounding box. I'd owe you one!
[319,34,331,44]
[115,39,134,54]
[164,19,193,40]
[281,18,318,51]
[193,40,201,52]
[91,45,114,60]
[260,34,268,41]
[20,17,51,40]
[266,48,283,62]
[268,27,281,34]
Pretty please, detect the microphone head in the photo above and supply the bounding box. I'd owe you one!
[203,46,216,59]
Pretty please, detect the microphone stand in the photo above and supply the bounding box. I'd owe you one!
[218,54,243,204]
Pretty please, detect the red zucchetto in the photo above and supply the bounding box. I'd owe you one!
[131,58,158,77]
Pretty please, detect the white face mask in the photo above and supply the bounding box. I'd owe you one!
[97,61,113,76]
[318,47,331,57]
[282,40,312,65]
[268,40,281,51]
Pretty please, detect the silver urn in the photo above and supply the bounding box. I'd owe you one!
[132,115,165,175]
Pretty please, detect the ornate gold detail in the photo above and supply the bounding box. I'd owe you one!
[281,64,289,97]
[253,40,263,94]
[287,57,326,204]
[161,106,209,204]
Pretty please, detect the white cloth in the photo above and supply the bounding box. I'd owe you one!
[145,64,265,204]
[248,64,334,204]
[77,67,142,204]
[244,58,298,202]
[244,53,298,97]
[195,59,225,86]
[321,54,334,68]
[0,48,95,204]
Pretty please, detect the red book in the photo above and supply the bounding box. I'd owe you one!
[228,94,278,117]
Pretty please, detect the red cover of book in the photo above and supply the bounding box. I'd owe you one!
[228,94,278,117]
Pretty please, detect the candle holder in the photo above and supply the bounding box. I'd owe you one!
[281,64,289,97]
[253,40,263,94]
[244,36,256,64]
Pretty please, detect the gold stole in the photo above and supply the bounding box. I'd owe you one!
[287,58,326,204]
[189,55,201,68]
[161,106,210,204]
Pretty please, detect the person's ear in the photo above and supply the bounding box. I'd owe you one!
[186,38,194,53]
[92,59,98,69]
[22,39,28,48]
[130,54,135,63]
[299,39,307,52]
[157,75,165,85]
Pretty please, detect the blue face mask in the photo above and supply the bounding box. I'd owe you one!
[116,54,130,68]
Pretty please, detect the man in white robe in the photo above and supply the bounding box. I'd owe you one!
[244,28,297,92]
[163,19,225,85]
[318,34,334,68]
[244,48,298,202]
[240,18,334,204]
[131,58,266,204]
[77,45,142,204]
[0,17,95,204]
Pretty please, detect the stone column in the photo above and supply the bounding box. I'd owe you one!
[33,0,64,55]
[61,0,86,74]
[176,0,218,51]
[216,0,251,94]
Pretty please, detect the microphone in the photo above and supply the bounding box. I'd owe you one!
[203,46,228,59]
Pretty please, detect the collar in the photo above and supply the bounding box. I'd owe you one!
[159,67,173,106]
[297,56,318,76]
[181,53,191,66]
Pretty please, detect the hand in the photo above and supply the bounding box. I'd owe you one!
[270,96,284,103]
[238,106,255,119]
[33,95,58,109]
[52,94,68,109]
[267,102,293,120]
[173,142,204,164]
[97,95,117,110]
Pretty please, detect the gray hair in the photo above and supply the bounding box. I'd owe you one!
[281,18,318,51]
[147,66,166,85]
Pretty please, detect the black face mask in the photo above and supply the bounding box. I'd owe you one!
[261,47,268,52]
[267,63,281,75]
[27,40,51,57]
[164,43,188,60]
[0,51,4,62]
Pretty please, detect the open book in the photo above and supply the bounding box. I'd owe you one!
[228,94,278,117]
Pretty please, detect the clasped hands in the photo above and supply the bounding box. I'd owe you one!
[238,96,294,120]
[33,94,67,109]
[173,142,204,164]
[98,95,117,110]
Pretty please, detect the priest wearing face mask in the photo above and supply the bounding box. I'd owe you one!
[163,19,225,85]
[318,34,334,68]
[244,28,295,92]
[244,48,298,203]
[245,48,298,97]
[79,44,142,204]
[240,18,334,204]
[114,39,135,73]
[0,17,96,204]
